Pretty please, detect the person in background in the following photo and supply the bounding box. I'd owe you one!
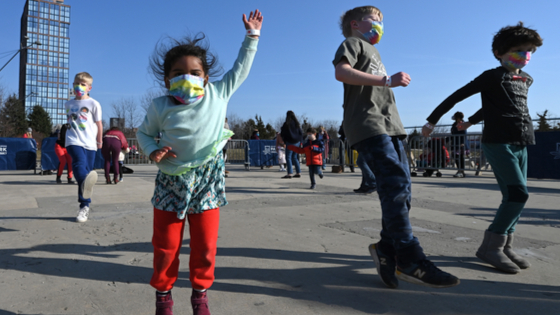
[280,110,303,179]
[54,123,75,184]
[318,126,330,170]
[102,126,129,184]
[276,132,286,172]
[287,128,324,189]
[250,129,260,140]
[450,111,469,178]
[118,147,130,183]
[23,128,33,139]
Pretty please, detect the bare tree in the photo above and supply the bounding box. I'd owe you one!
[110,98,142,137]
[140,88,166,115]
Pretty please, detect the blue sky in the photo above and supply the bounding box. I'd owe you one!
[1,0,558,131]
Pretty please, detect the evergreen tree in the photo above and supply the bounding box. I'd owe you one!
[536,110,552,132]
[28,105,52,136]
[0,94,27,137]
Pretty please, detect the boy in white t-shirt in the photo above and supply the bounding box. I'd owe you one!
[65,72,103,223]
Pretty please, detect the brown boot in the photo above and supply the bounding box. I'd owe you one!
[476,230,520,274]
[504,233,531,269]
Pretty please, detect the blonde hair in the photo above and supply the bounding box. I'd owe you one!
[340,6,383,38]
[74,72,93,85]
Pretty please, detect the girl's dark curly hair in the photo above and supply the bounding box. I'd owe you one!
[285,110,301,129]
[492,22,543,61]
[150,33,223,86]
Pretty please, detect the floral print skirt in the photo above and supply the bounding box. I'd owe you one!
[152,153,227,219]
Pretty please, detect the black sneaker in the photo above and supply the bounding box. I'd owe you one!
[310,184,316,189]
[396,259,460,288]
[368,243,398,289]
[319,173,324,179]
[354,186,376,194]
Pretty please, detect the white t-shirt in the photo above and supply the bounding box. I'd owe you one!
[64,98,102,151]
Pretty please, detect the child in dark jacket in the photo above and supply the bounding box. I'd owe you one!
[288,128,324,189]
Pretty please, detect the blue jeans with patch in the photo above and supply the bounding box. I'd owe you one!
[354,135,425,264]
[356,153,376,189]
[66,145,96,208]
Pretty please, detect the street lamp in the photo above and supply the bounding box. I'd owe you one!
[0,37,41,73]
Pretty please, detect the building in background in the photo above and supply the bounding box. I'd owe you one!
[19,0,70,126]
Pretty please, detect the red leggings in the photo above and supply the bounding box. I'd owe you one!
[150,208,220,291]
[54,143,73,178]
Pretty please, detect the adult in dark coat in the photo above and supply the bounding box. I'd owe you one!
[280,110,303,178]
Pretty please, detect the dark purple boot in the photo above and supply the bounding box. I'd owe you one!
[191,290,210,315]
[155,291,173,315]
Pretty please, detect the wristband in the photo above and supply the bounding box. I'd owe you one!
[246,29,260,36]
[424,123,434,130]
[385,76,392,87]
[97,141,103,144]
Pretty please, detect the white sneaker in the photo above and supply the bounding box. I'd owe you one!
[81,171,98,199]
[76,206,90,223]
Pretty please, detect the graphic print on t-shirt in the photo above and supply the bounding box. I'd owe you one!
[67,104,87,131]
[369,54,387,76]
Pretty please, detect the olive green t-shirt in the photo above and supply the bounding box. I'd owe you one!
[333,36,406,147]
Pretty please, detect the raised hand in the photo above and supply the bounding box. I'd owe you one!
[150,146,177,163]
[390,72,411,87]
[243,9,263,31]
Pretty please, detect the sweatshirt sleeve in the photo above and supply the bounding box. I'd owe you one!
[468,108,484,125]
[136,101,161,156]
[213,36,259,100]
[426,72,491,125]
[287,145,304,154]
[311,141,324,153]
[118,131,129,150]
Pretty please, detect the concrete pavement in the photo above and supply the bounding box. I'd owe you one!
[0,165,559,315]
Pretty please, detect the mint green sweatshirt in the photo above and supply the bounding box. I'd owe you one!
[137,36,258,175]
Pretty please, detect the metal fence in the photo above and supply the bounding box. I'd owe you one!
[406,133,490,177]
[125,138,251,170]
[224,139,250,170]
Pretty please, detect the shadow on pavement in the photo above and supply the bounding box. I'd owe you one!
[1,242,559,314]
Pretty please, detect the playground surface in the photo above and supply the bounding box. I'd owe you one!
[0,165,559,315]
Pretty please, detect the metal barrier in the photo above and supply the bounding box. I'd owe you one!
[407,133,490,177]
[126,138,251,170]
[224,139,250,170]
[125,138,152,165]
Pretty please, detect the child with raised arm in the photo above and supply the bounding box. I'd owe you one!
[333,5,459,289]
[136,10,262,315]
[287,128,324,189]
[65,72,102,223]
[423,22,543,274]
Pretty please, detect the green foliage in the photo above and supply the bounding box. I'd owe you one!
[28,105,52,136]
[536,110,552,132]
[0,94,28,137]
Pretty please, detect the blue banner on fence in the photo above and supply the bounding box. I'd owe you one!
[527,131,560,179]
[41,137,105,171]
[247,140,278,167]
[0,138,37,171]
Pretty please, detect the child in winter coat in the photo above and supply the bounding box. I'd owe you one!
[287,128,324,189]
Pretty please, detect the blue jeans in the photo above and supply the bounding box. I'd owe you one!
[285,142,301,175]
[66,145,96,208]
[356,153,376,189]
[308,165,323,185]
[354,135,425,264]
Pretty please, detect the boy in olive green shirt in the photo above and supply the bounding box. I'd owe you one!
[333,5,459,289]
